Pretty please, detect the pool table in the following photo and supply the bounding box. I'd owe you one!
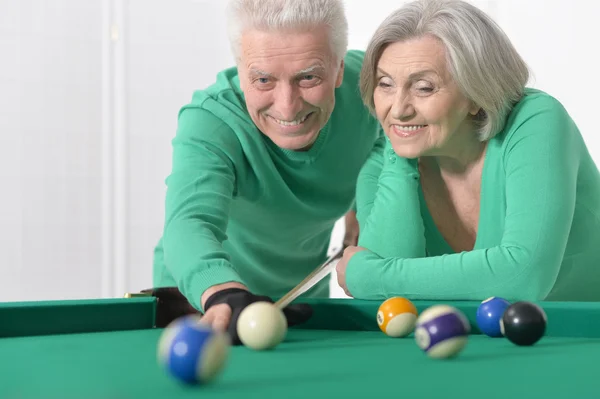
[1,296,599,399]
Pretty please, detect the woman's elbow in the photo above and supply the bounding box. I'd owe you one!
[503,265,559,302]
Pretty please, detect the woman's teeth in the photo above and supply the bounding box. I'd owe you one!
[397,125,426,131]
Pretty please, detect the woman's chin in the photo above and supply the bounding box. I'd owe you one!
[390,144,423,160]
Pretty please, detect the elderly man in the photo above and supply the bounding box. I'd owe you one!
[151,0,381,342]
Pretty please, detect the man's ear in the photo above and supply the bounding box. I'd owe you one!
[335,59,345,88]
[238,67,247,92]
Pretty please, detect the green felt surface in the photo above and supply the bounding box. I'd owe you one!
[1,298,600,399]
[0,328,598,399]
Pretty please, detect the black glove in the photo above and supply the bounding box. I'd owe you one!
[203,288,313,345]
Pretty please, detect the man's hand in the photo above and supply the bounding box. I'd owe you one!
[201,284,313,345]
[343,210,359,248]
[200,282,248,332]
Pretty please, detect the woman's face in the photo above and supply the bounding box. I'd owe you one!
[373,35,480,159]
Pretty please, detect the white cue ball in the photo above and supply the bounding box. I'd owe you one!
[237,301,288,350]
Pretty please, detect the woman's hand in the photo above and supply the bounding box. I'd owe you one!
[335,245,367,296]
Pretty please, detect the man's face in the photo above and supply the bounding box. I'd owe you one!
[238,26,344,151]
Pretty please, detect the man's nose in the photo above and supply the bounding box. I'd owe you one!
[272,84,304,121]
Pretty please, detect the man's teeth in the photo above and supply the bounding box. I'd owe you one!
[397,125,426,131]
[273,114,310,126]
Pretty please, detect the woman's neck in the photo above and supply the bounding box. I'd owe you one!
[421,135,487,179]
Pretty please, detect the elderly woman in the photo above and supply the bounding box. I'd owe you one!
[335,0,600,302]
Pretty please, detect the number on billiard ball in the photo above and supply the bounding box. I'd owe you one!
[500,301,547,346]
[476,296,511,337]
[157,314,230,384]
[377,297,418,338]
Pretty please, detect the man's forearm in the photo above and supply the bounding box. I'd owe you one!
[343,210,360,247]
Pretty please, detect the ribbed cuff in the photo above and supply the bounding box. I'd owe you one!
[184,264,244,312]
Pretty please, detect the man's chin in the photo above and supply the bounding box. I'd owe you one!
[272,131,319,151]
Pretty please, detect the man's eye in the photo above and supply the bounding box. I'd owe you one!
[302,75,315,80]
[258,78,269,84]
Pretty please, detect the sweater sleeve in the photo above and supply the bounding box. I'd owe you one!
[354,136,384,229]
[347,96,580,301]
[355,135,426,258]
[162,107,245,310]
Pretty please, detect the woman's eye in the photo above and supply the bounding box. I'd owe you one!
[415,80,434,93]
[377,77,393,88]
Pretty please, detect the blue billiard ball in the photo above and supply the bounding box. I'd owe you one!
[476,297,511,337]
[157,315,230,384]
[414,305,471,359]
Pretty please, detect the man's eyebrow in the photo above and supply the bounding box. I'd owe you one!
[249,68,274,77]
[295,65,326,76]
[248,65,326,78]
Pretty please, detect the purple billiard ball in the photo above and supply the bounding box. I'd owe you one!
[476,297,511,337]
[414,305,471,359]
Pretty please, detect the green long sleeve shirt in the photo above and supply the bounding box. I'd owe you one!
[348,88,600,302]
[153,50,381,310]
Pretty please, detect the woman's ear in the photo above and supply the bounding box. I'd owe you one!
[469,103,481,116]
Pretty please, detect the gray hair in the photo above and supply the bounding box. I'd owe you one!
[360,0,530,140]
[226,0,348,64]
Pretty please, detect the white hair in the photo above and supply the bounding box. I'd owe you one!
[360,0,530,141]
[226,0,348,63]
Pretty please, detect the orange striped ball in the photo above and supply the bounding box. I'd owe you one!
[377,297,418,337]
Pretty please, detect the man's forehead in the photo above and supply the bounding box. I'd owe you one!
[239,27,335,68]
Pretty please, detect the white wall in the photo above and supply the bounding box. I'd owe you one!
[0,0,597,302]
[0,0,106,300]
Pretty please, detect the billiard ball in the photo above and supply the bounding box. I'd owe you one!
[476,296,511,337]
[377,297,418,337]
[157,314,230,384]
[237,301,288,350]
[414,305,471,359]
[500,301,547,346]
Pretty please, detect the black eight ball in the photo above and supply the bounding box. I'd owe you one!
[500,301,547,346]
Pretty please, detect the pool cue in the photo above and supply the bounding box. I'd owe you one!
[274,246,345,309]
